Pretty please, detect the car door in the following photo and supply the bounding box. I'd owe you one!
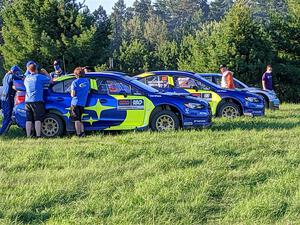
[91,77,151,130]
[172,75,221,115]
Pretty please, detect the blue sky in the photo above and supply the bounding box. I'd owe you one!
[85,0,135,13]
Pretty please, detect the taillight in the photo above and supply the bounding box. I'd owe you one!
[15,91,26,105]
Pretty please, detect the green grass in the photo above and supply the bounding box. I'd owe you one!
[0,104,300,224]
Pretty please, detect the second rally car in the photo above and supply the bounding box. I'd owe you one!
[136,71,265,118]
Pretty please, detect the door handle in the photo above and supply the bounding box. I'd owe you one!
[100,99,107,104]
[56,97,64,102]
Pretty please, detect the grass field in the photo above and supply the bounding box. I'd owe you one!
[0,104,300,225]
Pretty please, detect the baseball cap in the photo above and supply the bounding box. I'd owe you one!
[26,60,36,68]
[10,65,22,73]
[219,64,227,69]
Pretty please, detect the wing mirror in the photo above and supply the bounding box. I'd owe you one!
[192,86,199,91]
[120,90,128,98]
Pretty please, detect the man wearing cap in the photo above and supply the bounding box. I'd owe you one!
[24,61,36,77]
[50,60,65,79]
[220,64,235,89]
[24,63,52,138]
[0,65,22,135]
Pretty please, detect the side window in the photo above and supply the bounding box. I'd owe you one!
[107,80,131,95]
[145,75,169,88]
[234,80,245,89]
[174,76,197,89]
[96,78,109,94]
[174,76,211,91]
[52,78,75,93]
[213,76,222,86]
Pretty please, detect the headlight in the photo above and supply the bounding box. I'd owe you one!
[184,103,205,109]
[245,97,260,103]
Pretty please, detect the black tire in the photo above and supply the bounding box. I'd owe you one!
[42,113,64,137]
[150,110,180,131]
[218,102,241,118]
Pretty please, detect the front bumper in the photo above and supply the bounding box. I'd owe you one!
[269,99,280,110]
[182,109,212,128]
[243,102,265,117]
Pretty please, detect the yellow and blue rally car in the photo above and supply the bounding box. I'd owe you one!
[136,71,265,118]
[12,72,212,137]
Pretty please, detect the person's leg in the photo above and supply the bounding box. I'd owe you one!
[0,101,12,135]
[25,103,34,138]
[81,122,84,134]
[35,121,42,137]
[74,121,81,136]
[26,121,33,137]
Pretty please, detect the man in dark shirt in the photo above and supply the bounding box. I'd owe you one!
[0,65,22,135]
[262,65,273,91]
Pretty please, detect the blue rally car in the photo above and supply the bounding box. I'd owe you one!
[136,71,265,118]
[12,72,212,137]
[199,73,280,110]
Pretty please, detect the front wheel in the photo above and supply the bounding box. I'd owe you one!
[42,113,64,137]
[218,102,241,118]
[150,110,180,131]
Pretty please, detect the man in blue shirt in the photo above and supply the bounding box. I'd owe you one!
[24,63,52,138]
[0,65,22,135]
[70,67,90,137]
[262,65,273,91]
[24,60,36,77]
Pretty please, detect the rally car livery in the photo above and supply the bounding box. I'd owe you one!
[12,72,212,137]
[136,71,265,118]
[199,73,280,110]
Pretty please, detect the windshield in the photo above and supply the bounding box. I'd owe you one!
[194,74,221,89]
[130,78,160,93]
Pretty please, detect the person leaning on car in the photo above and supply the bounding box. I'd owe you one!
[70,67,90,137]
[220,64,235,89]
[262,65,273,91]
[0,65,22,135]
[24,63,52,138]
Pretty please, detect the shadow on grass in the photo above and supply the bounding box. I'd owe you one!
[211,119,300,132]
[10,189,88,224]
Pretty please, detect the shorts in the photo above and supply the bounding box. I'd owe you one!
[25,102,46,122]
[71,105,84,122]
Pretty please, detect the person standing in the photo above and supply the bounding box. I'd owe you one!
[262,65,273,91]
[220,64,235,89]
[50,60,65,79]
[24,63,52,138]
[70,67,90,137]
[0,65,22,135]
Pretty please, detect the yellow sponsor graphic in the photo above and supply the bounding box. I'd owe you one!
[136,72,154,78]
[187,89,221,115]
[84,99,115,119]
[105,95,155,130]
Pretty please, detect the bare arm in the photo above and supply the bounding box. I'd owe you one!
[262,80,266,90]
[71,90,76,97]
[41,68,53,84]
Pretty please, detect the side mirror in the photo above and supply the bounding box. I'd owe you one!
[192,86,199,91]
[120,90,128,98]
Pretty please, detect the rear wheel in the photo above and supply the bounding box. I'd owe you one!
[150,110,180,131]
[218,102,241,118]
[42,113,64,137]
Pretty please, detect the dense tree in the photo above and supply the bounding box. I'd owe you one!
[110,0,127,53]
[118,39,149,74]
[209,0,234,21]
[179,0,273,85]
[268,0,300,102]
[0,0,109,72]
[133,0,153,23]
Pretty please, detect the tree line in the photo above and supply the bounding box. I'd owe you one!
[0,0,299,102]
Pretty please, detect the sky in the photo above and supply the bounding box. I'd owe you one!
[85,0,135,14]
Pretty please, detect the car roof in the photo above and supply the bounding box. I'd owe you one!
[137,70,196,78]
[54,71,134,82]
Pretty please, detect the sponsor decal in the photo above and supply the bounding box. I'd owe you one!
[118,99,144,110]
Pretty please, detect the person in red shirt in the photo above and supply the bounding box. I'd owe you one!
[220,64,235,89]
